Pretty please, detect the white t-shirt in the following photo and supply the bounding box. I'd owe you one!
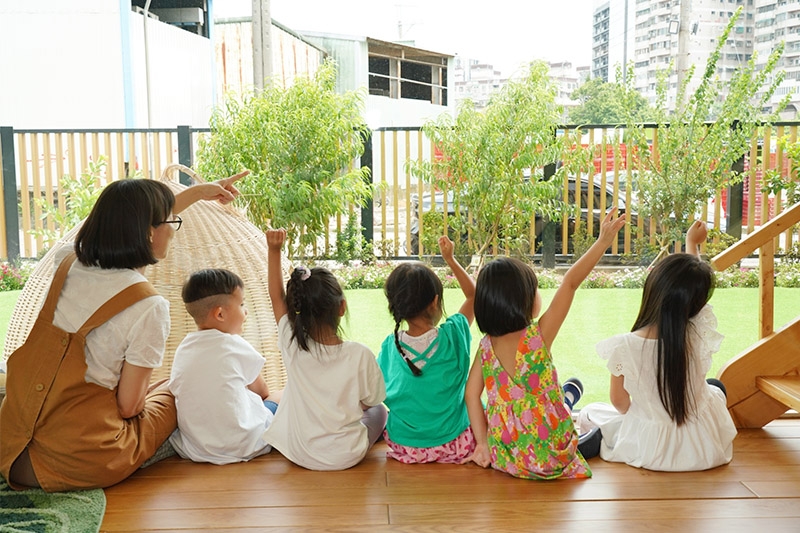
[578,305,737,471]
[263,315,386,470]
[168,329,274,464]
[50,247,170,389]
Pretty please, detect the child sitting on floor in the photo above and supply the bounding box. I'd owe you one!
[462,209,625,479]
[377,236,476,463]
[577,221,737,471]
[169,268,281,465]
[264,228,387,471]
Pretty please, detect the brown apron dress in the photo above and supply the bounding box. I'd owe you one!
[0,253,177,491]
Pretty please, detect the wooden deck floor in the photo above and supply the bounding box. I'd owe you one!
[101,419,800,532]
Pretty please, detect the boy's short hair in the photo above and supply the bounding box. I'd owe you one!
[182,268,244,324]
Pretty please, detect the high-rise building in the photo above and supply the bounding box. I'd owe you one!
[594,0,759,111]
[753,0,800,117]
[593,2,611,80]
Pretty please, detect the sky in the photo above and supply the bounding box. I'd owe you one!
[214,0,596,77]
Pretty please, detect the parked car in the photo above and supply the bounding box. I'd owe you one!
[406,174,637,255]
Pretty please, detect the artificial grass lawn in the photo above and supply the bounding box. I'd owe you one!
[0,290,20,354]
[344,287,800,405]
[0,288,797,405]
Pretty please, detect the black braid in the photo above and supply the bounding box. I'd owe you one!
[395,320,422,376]
[288,268,310,350]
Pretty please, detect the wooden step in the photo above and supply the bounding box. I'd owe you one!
[718,317,800,428]
[757,376,800,413]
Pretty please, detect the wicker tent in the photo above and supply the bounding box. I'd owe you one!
[2,167,289,392]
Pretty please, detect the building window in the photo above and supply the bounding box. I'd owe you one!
[368,46,448,106]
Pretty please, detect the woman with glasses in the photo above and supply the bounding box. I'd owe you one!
[0,172,247,492]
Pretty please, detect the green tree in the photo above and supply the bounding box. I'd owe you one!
[32,156,109,250]
[624,7,787,261]
[569,69,652,125]
[197,59,372,258]
[409,60,588,263]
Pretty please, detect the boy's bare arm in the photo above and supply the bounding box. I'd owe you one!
[247,374,270,400]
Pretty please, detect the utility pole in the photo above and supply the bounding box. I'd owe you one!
[676,0,691,107]
[622,0,629,84]
[252,0,272,92]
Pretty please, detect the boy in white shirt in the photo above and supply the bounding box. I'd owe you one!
[169,269,281,464]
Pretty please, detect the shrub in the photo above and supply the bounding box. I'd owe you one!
[715,267,760,288]
[535,269,561,289]
[333,216,375,266]
[0,261,34,291]
[776,263,800,288]
[615,268,650,288]
[581,270,617,289]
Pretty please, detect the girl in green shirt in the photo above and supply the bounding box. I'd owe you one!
[377,236,476,463]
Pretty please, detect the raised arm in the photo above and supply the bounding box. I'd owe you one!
[686,220,707,258]
[539,208,626,349]
[266,228,289,323]
[439,236,476,324]
[461,356,491,467]
[173,170,249,214]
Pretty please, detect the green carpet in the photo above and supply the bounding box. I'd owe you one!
[0,478,105,533]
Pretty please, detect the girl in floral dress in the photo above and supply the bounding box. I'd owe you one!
[462,209,625,480]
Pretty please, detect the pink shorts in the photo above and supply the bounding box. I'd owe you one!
[384,426,476,464]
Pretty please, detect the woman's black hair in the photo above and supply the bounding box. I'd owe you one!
[286,266,345,351]
[632,253,715,426]
[75,179,174,269]
[475,257,538,336]
[384,262,444,376]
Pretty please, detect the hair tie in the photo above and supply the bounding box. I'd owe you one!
[296,266,311,281]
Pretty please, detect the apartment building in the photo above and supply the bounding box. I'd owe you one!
[452,57,508,110]
[753,0,800,117]
[594,0,756,111]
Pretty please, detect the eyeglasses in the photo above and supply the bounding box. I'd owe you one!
[159,215,182,231]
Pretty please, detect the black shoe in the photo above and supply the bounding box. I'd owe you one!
[578,427,602,459]
[562,377,584,410]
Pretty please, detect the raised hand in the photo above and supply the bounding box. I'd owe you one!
[438,235,455,262]
[686,220,708,256]
[266,228,287,251]
[597,207,627,246]
[173,170,250,214]
[208,170,249,204]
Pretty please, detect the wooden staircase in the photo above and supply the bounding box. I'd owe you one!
[712,201,800,428]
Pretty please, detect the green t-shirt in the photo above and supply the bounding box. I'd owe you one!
[377,313,472,448]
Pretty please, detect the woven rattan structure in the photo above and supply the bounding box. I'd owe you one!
[3,166,289,392]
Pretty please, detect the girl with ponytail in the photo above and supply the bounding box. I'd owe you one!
[377,236,477,464]
[264,228,387,471]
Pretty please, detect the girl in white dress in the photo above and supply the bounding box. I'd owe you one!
[578,221,737,471]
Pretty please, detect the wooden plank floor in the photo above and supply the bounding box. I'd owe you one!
[102,419,800,532]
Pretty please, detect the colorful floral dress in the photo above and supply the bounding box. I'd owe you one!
[479,322,591,480]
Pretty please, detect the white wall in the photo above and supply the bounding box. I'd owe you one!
[0,0,126,128]
[366,95,452,129]
[0,1,215,129]
[129,12,214,128]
